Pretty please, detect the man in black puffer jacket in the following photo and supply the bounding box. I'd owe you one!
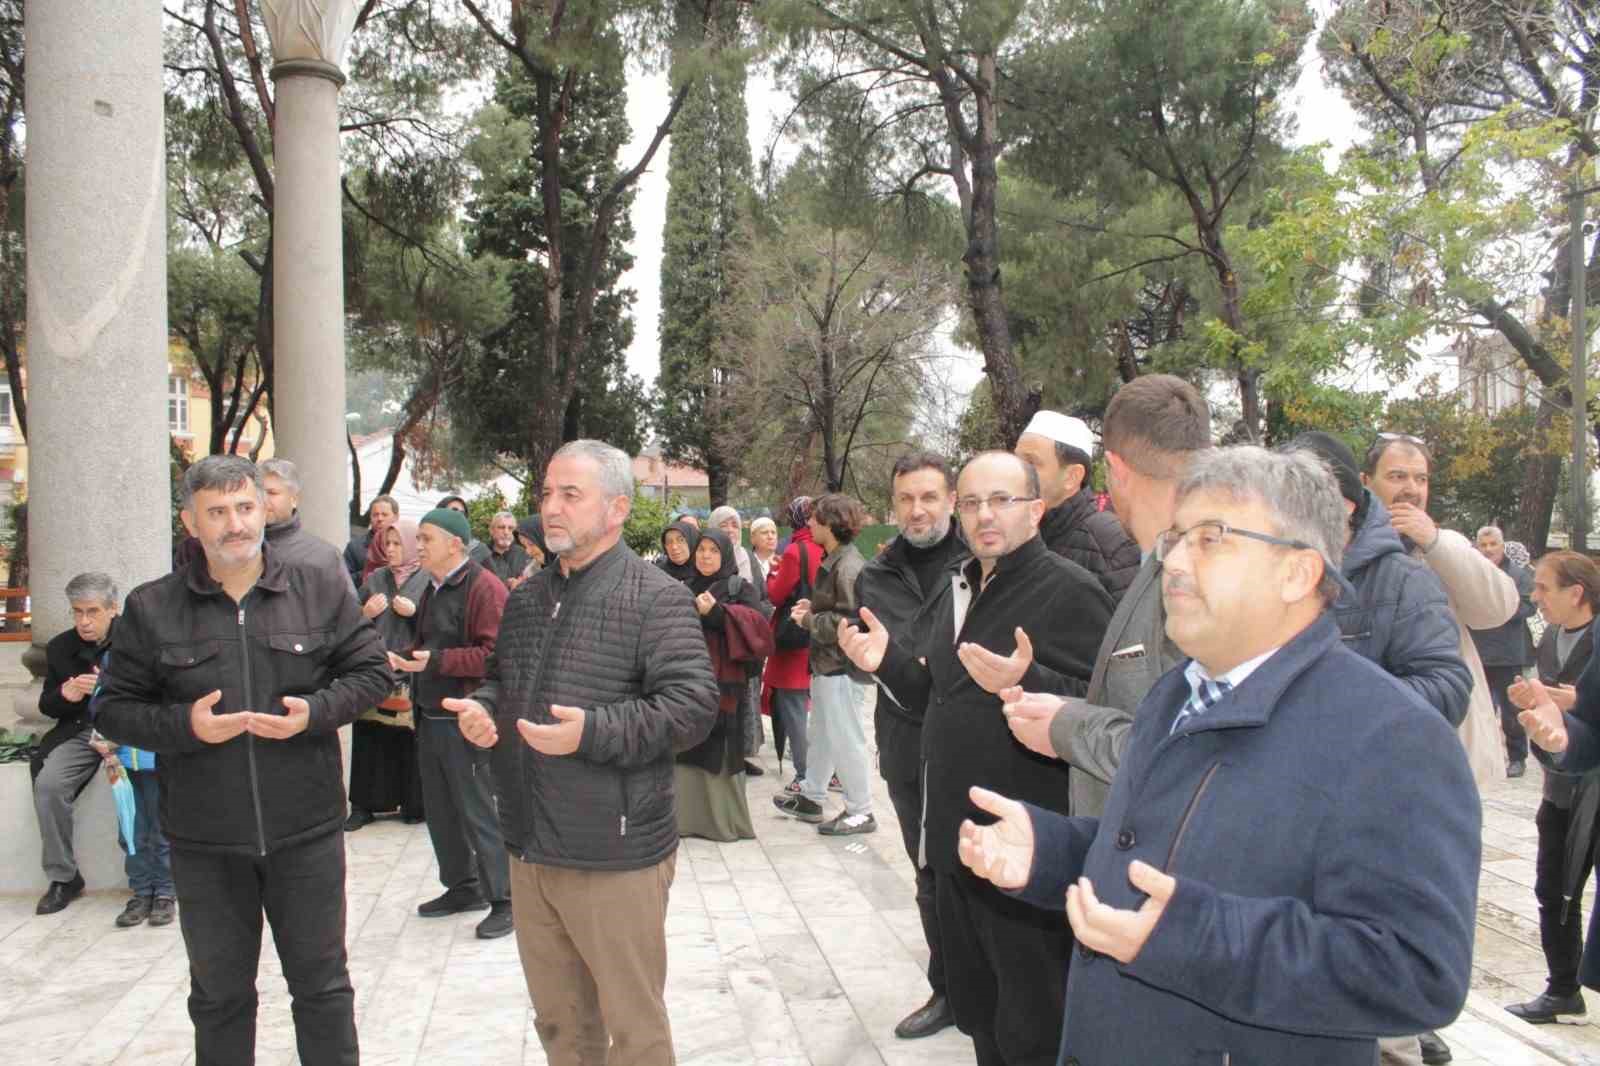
[95,456,392,1066]
[1015,409,1141,602]
[449,440,717,1066]
[1290,432,1471,727]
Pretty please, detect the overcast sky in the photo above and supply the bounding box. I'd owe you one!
[617,7,1368,394]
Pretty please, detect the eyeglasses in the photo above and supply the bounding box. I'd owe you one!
[955,493,1039,516]
[1154,520,1313,563]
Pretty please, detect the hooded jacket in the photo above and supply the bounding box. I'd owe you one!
[1334,493,1472,725]
[1037,486,1142,603]
[1020,614,1480,1066]
[471,540,719,871]
[93,545,392,855]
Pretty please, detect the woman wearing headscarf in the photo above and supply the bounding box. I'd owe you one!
[675,528,774,841]
[765,496,820,788]
[347,520,429,830]
[654,519,698,583]
[515,515,549,582]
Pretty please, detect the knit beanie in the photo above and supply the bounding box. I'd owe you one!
[420,507,472,547]
[1287,431,1363,507]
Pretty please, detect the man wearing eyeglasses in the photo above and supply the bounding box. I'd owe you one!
[836,450,1113,1066]
[955,446,1481,1066]
[997,374,1211,819]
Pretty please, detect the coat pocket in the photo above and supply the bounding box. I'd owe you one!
[158,639,224,702]
[265,630,332,696]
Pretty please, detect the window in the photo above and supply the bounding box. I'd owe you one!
[168,375,189,433]
[0,388,12,429]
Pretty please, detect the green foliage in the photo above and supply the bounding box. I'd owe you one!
[453,59,647,473]
[465,486,511,545]
[624,492,674,556]
[653,1,754,503]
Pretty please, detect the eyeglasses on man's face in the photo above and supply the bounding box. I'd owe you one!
[1154,520,1312,563]
[955,493,1039,516]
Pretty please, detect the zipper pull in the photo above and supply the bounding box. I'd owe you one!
[238,607,245,626]
[620,814,627,836]
[552,600,561,620]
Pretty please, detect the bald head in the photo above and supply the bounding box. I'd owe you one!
[957,451,1046,572]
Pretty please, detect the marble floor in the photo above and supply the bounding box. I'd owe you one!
[3,696,1599,1065]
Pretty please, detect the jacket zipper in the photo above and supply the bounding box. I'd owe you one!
[239,600,268,857]
[1164,761,1220,871]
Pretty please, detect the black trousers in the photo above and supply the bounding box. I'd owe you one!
[936,868,1068,1066]
[885,772,945,997]
[1535,799,1600,997]
[417,714,510,903]
[1486,665,1528,763]
[170,830,356,1066]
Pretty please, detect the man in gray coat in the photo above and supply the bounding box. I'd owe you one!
[1001,374,1211,816]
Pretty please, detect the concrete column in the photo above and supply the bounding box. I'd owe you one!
[263,0,359,549]
[19,1,168,724]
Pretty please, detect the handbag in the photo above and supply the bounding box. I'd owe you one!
[772,540,812,651]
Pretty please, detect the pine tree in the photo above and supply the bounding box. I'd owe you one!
[653,5,751,507]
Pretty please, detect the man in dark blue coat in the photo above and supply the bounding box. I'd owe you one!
[956,446,1480,1066]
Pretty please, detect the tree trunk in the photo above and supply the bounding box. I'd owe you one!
[962,76,1031,447]
[1514,397,1563,554]
[347,431,362,527]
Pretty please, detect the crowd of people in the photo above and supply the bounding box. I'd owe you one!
[26,378,1600,1066]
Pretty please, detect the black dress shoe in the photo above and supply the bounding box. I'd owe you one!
[35,872,85,915]
[417,886,489,917]
[476,901,514,940]
[1507,990,1586,1024]
[1508,760,1527,778]
[743,760,765,777]
[148,897,176,927]
[895,993,954,1039]
[344,808,375,832]
[1418,1030,1452,1064]
[115,896,152,928]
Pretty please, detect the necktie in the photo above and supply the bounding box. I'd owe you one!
[1171,676,1232,736]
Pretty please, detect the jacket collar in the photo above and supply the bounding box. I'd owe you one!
[879,517,968,571]
[1167,612,1340,736]
[553,537,630,591]
[182,540,289,597]
[959,532,1048,588]
[265,513,302,542]
[1041,487,1096,536]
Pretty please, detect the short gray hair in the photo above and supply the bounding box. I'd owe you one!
[551,439,634,500]
[64,571,118,608]
[259,458,302,495]
[183,455,263,510]
[1477,525,1504,541]
[491,510,517,524]
[1176,446,1347,603]
[709,506,740,528]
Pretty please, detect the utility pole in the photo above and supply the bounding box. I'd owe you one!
[1573,171,1590,551]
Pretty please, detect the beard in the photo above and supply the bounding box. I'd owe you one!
[902,520,950,549]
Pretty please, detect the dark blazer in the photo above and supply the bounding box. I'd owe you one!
[876,535,1113,873]
[1049,553,1177,816]
[1018,614,1480,1065]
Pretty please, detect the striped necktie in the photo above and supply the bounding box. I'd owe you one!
[1171,675,1232,736]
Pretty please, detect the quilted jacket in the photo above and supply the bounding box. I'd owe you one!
[470,540,719,871]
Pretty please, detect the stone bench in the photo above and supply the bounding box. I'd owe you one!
[0,760,129,895]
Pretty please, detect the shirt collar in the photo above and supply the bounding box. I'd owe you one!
[1184,645,1282,696]
[431,557,470,589]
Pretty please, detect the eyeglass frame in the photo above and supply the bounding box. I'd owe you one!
[954,492,1040,516]
[1153,520,1314,564]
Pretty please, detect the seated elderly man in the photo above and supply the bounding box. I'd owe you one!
[32,572,122,916]
[957,446,1481,1066]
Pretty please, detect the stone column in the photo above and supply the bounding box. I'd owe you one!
[17,1,169,725]
[263,0,359,549]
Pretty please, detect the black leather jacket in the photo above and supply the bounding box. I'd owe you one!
[95,545,391,855]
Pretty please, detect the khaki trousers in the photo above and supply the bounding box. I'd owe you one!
[510,851,677,1066]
